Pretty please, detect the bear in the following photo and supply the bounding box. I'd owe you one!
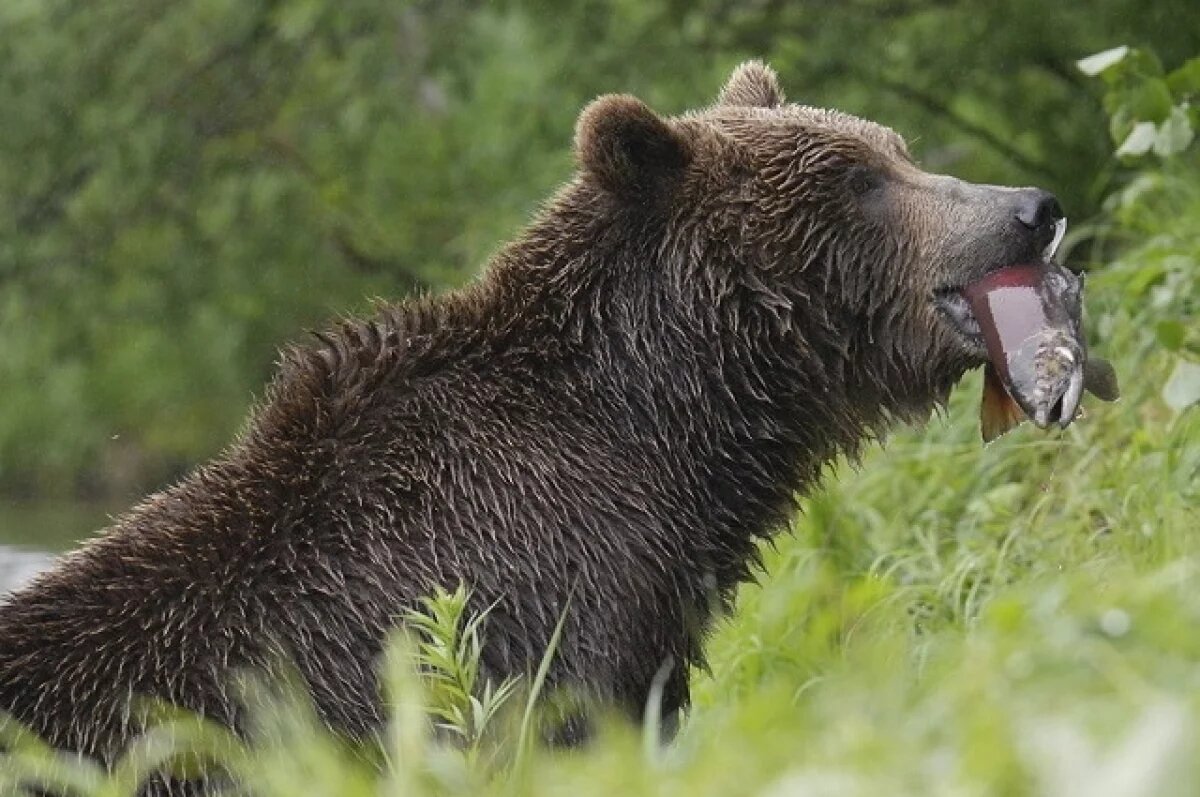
[0,61,1065,788]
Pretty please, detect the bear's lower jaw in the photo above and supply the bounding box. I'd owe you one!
[931,288,987,358]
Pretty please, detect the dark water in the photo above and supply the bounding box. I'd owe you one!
[0,501,122,594]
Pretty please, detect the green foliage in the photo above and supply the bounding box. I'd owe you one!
[403,585,520,754]
[0,0,584,495]
[1079,46,1200,158]
[1079,45,1200,414]
[0,708,246,796]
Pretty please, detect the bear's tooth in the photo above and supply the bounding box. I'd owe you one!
[1042,217,1067,262]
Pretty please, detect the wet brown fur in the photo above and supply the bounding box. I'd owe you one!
[0,62,1055,791]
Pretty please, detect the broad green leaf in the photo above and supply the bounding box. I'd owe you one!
[1166,57,1200,96]
[1153,106,1195,157]
[1104,79,1175,141]
[1162,358,1200,412]
[1156,320,1186,351]
[1124,47,1166,80]
[1077,46,1130,77]
[1115,121,1156,157]
[1126,79,1175,124]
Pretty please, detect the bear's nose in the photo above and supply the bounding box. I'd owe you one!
[1013,189,1064,239]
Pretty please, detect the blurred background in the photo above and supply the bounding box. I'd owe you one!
[0,0,1196,575]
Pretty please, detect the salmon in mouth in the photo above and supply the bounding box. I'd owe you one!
[933,219,1120,442]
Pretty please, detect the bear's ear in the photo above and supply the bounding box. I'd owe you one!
[575,94,691,196]
[718,60,785,109]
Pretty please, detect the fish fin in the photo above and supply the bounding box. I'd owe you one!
[981,364,1026,443]
[1083,357,1120,402]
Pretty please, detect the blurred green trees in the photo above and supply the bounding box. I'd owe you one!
[0,0,1194,497]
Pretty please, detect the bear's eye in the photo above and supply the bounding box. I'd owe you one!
[848,166,884,197]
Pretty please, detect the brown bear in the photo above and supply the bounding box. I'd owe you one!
[0,62,1065,781]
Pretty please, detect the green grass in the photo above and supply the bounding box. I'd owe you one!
[3,159,1199,797]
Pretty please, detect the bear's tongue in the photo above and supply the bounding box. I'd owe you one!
[961,263,1085,441]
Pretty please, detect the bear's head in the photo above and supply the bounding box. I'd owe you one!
[572,61,1064,421]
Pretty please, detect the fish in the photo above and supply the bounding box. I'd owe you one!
[962,262,1119,443]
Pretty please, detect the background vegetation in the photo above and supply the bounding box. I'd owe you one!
[1,0,1198,794]
[0,0,1195,500]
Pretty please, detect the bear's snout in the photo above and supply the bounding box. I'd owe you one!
[918,176,1068,293]
[1011,188,1065,257]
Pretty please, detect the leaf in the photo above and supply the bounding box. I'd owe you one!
[1156,321,1186,351]
[1162,358,1200,412]
[517,595,572,764]
[1166,57,1200,96]
[1153,106,1195,157]
[1126,79,1175,124]
[1078,46,1130,77]
[1124,47,1166,80]
[1115,122,1157,157]
[1108,105,1135,146]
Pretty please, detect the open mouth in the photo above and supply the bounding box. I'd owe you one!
[929,217,1095,436]
[932,217,1067,355]
[924,217,1118,440]
[933,289,986,353]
